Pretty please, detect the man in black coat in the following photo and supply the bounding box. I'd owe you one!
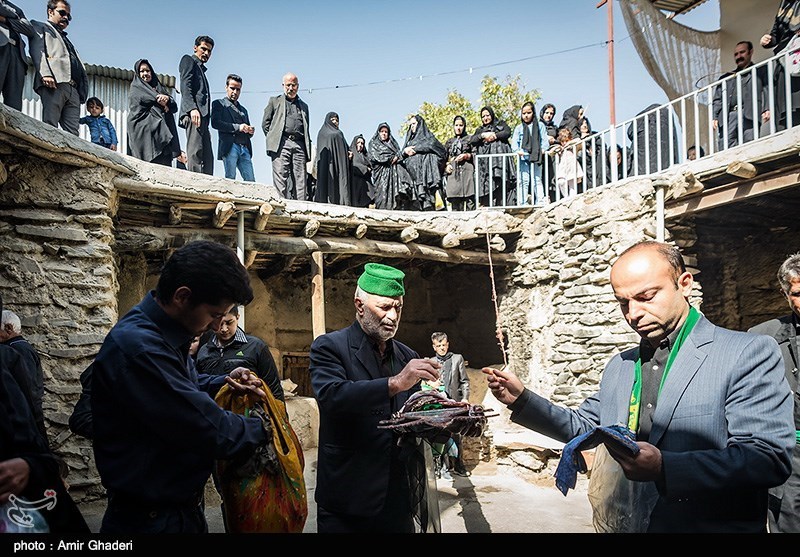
[179,35,214,175]
[749,252,800,533]
[0,309,45,440]
[309,263,441,533]
[211,73,255,182]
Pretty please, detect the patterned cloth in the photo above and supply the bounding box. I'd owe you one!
[555,424,639,496]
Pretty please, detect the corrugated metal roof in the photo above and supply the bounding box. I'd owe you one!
[84,63,176,88]
[652,0,709,16]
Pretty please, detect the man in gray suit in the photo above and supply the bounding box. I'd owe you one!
[484,240,794,533]
[749,252,800,533]
[262,72,310,201]
[0,1,33,111]
[29,0,87,136]
[179,35,214,175]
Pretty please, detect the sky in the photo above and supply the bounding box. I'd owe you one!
[38,0,720,183]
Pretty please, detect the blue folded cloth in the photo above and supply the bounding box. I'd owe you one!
[554,424,639,496]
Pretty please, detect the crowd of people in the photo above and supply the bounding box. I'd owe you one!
[0,0,746,213]
[6,0,800,538]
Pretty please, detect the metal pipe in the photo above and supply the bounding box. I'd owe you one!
[655,182,666,242]
[237,211,245,328]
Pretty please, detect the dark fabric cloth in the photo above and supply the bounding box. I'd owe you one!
[468,107,516,203]
[402,115,446,211]
[521,119,542,164]
[314,112,351,205]
[195,329,284,402]
[368,122,415,210]
[127,59,180,164]
[309,321,427,526]
[68,363,93,440]
[626,103,679,175]
[769,1,800,54]
[348,134,373,207]
[555,425,639,496]
[3,336,44,439]
[749,314,800,532]
[0,344,89,533]
[443,128,475,205]
[91,292,266,518]
[578,126,606,188]
[712,62,769,147]
[284,96,304,137]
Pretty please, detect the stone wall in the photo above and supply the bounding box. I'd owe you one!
[0,154,119,500]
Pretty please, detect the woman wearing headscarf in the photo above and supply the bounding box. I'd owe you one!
[558,105,587,141]
[540,103,559,203]
[402,114,447,211]
[367,122,415,210]
[468,106,516,206]
[127,59,181,166]
[576,117,605,189]
[349,134,373,208]
[761,1,800,131]
[512,101,549,205]
[626,103,678,176]
[443,115,475,211]
[314,112,351,205]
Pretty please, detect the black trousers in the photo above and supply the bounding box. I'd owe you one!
[100,494,207,534]
[185,115,214,175]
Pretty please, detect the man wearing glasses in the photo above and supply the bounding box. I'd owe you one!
[29,1,87,136]
[262,72,311,201]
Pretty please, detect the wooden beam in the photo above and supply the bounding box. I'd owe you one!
[441,233,460,249]
[400,226,419,243]
[115,227,517,266]
[254,203,274,231]
[213,202,236,228]
[666,170,800,219]
[311,251,326,339]
[726,161,757,179]
[303,219,320,238]
[489,235,506,253]
[169,205,182,225]
[243,250,258,268]
[354,223,368,239]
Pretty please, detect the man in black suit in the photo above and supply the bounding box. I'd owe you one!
[0,1,33,111]
[179,35,214,175]
[309,263,442,533]
[211,74,255,181]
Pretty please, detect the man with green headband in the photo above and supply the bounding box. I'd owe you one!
[309,262,442,533]
[483,240,794,533]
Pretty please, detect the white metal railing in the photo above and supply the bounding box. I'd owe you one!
[473,48,796,209]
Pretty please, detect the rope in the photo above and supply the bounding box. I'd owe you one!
[486,233,508,368]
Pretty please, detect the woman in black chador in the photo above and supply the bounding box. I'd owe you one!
[401,114,447,211]
[469,106,516,207]
[443,115,475,211]
[127,59,181,166]
[314,112,350,205]
[367,122,415,210]
[349,134,373,208]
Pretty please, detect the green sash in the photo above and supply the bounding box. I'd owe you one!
[627,306,701,433]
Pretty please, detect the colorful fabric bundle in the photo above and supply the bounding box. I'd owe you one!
[214,380,308,533]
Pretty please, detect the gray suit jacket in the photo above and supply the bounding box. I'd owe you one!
[261,93,310,157]
[439,352,469,402]
[0,1,33,61]
[29,20,87,102]
[509,315,794,532]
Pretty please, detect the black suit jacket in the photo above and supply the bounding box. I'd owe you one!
[211,97,253,159]
[309,321,420,516]
[178,54,210,121]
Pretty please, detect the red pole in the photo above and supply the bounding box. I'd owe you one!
[597,0,616,125]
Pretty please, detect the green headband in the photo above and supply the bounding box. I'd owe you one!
[357,263,405,297]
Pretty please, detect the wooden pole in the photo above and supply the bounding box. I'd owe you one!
[311,251,326,339]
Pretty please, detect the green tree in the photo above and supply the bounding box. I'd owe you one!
[401,75,541,146]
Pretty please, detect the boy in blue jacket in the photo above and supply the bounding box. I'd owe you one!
[80,97,118,151]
